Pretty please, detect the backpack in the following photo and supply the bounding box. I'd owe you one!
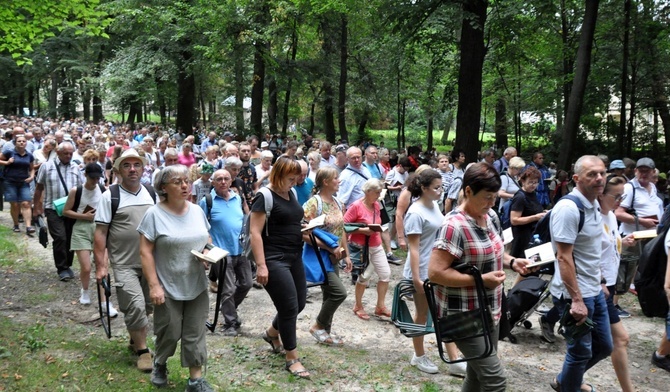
[657,203,670,234]
[313,194,343,216]
[532,194,585,244]
[72,184,106,213]
[634,225,670,317]
[108,183,156,222]
[239,186,297,262]
[500,192,518,230]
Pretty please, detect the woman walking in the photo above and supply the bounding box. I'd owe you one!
[249,156,310,378]
[0,135,35,234]
[138,165,214,391]
[302,166,352,346]
[428,162,533,391]
[345,178,392,320]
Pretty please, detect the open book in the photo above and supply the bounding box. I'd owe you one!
[191,246,229,264]
[368,224,384,232]
[524,242,556,268]
[301,215,326,232]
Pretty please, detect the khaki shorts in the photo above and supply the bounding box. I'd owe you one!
[70,220,95,251]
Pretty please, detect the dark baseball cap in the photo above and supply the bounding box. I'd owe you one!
[84,163,104,178]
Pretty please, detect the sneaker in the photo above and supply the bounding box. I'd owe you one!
[221,326,239,337]
[137,352,153,372]
[410,354,439,374]
[539,315,556,343]
[79,289,91,305]
[186,378,214,392]
[252,278,263,289]
[58,270,72,282]
[387,253,402,265]
[151,362,168,387]
[615,304,631,318]
[448,360,467,377]
[652,352,670,372]
[390,240,398,250]
[101,301,119,318]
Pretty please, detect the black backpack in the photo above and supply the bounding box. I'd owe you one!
[532,194,585,244]
[634,225,670,318]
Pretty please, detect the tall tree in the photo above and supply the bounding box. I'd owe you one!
[558,0,600,169]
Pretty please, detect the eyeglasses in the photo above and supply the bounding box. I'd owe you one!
[167,178,190,186]
[526,181,539,186]
[605,193,624,202]
[212,177,231,183]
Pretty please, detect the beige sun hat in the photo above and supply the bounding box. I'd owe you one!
[113,148,147,170]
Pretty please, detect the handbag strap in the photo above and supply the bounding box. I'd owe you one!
[54,162,69,192]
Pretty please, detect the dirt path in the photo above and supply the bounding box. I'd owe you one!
[1,205,669,391]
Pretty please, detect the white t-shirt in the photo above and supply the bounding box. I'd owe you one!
[619,179,662,234]
[600,211,621,286]
[402,201,443,281]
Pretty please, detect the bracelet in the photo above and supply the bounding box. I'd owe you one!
[601,278,607,285]
[204,243,214,251]
[509,258,516,272]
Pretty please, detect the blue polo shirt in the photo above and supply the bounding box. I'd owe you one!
[199,189,244,256]
[294,178,314,206]
[2,150,34,182]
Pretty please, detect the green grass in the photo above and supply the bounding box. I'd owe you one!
[0,226,31,268]
[103,113,163,124]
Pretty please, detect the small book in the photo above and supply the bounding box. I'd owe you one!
[191,246,229,264]
[83,204,96,213]
[524,242,556,267]
[301,215,326,232]
[368,224,383,232]
[632,229,657,239]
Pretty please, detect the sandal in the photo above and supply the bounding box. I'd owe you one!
[550,377,596,392]
[353,306,370,320]
[374,306,391,318]
[13,225,20,233]
[261,330,284,354]
[310,328,344,346]
[285,359,310,379]
[26,227,35,236]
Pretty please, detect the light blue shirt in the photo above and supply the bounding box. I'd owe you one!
[199,189,244,256]
[338,165,372,208]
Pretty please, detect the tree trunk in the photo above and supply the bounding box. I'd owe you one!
[338,14,348,142]
[401,99,407,148]
[618,0,630,157]
[82,84,91,121]
[560,0,573,131]
[35,80,41,117]
[200,85,207,128]
[357,107,369,142]
[309,86,319,135]
[454,0,488,162]
[441,110,454,144]
[27,85,34,117]
[494,95,507,149]
[49,72,58,118]
[558,0,600,170]
[176,50,196,135]
[208,99,216,123]
[282,20,299,135]
[267,71,279,136]
[626,62,637,157]
[234,38,246,134]
[250,42,266,138]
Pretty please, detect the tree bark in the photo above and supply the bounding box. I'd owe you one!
[176,50,196,135]
[357,107,369,142]
[338,14,348,142]
[82,84,91,121]
[282,20,299,135]
[558,0,600,170]
[234,37,246,134]
[49,72,58,118]
[618,0,630,157]
[454,0,488,163]
[267,70,279,136]
[494,95,507,149]
[250,43,266,138]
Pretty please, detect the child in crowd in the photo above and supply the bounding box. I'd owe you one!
[191,163,214,204]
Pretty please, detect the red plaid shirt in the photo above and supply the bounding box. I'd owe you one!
[433,210,503,323]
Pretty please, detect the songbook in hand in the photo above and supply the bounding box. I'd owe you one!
[191,246,229,264]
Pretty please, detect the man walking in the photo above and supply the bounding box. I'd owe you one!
[94,149,156,372]
[549,155,613,392]
[200,169,251,337]
[33,143,82,280]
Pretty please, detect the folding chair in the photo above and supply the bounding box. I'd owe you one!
[424,263,494,364]
[391,279,434,337]
[206,256,228,332]
[97,274,112,339]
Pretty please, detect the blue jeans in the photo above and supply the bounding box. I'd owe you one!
[553,291,613,392]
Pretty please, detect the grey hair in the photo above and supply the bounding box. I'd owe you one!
[56,142,74,152]
[164,148,179,158]
[504,147,517,156]
[224,156,242,169]
[509,156,526,170]
[574,155,603,175]
[261,150,274,159]
[361,178,384,193]
[154,164,190,198]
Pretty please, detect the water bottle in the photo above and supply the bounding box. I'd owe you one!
[532,234,542,246]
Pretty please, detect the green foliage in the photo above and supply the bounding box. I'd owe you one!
[0,1,110,64]
[20,323,48,351]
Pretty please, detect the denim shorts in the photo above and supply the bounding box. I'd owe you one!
[604,285,620,324]
[3,180,31,202]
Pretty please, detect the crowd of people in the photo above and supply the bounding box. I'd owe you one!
[2,114,670,391]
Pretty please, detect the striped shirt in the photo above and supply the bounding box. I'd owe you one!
[433,209,503,323]
[35,157,82,209]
